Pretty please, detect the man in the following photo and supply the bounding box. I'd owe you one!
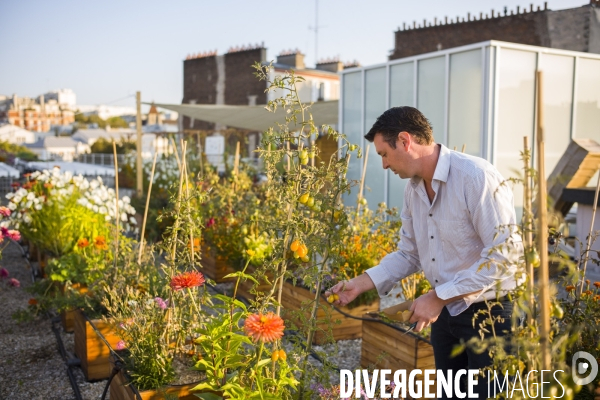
[326,106,523,398]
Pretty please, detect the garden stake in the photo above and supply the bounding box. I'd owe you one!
[138,152,158,265]
[356,143,370,217]
[522,137,535,329]
[112,140,120,266]
[171,141,187,263]
[170,137,182,173]
[535,70,551,370]
[233,141,240,175]
[579,163,600,296]
[461,143,466,153]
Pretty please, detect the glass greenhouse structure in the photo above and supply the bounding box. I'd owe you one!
[340,40,600,213]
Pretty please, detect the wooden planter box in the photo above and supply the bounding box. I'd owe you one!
[60,283,88,333]
[110,367,219,400]
[200,246,236,283]
[74,309,122,381]
[280,281,380,344]
[361,312,436,399]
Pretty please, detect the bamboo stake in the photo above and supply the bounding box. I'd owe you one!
[461,144,466,153]
[580,166,600,296]
[171,141,187,262]
[233,141,240,175]
[453,146,457,151]
[356,144,370,214]
[523,136,535,327]
[535,71,551,370]
[171,137,182,173]
[137,152,158,264]
[112,141,120,266]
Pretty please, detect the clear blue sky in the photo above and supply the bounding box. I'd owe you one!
[0,0,586,109]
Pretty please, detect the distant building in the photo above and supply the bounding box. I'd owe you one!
[24,136,90,161]
[0,124,36,145]
[0,94,75,132]
[76,104,137,120]
[390,1,600,60]
[182,44,348,131]
[72,128,169,159]
[43,89,77,109]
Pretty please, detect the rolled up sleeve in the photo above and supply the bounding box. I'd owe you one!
[366,189,421,297]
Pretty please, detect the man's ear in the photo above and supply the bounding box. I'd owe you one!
[398,131,411,150]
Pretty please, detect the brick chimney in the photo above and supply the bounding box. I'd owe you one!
[315,59,343,72]
[277,50,305,69]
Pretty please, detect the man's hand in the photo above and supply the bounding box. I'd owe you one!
[408,290,446,332]
[324,274,375,307]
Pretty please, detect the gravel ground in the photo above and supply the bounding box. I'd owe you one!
[0,243,107,400]
[0,241,405,400]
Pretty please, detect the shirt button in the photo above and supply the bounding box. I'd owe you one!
[430,236,434,239]
[429,213,432,217]
[432,258,435,261]
[435,279,438,283]
[384,292,388,295]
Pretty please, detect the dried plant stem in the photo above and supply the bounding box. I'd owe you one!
[522,137,535,329]
[170,141,188,263]
[356,144,370,220]
[112,141,120,265]
[535,70,551,370]
[138,152,158,265]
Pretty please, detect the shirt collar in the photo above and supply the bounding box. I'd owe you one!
[409,144,451,187]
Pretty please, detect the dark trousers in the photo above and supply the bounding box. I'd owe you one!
[430,299,513,400]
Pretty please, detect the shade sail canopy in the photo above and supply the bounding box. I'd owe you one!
[151,101,339,132]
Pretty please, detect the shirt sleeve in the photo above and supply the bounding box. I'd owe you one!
[434,167,523,306]
[366,186,422,297]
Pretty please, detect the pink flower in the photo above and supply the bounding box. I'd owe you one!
[7,230,20,242]
[0,207,11,217]
[206,218,215,228]
[116,340,126,350]
[1,227,8,237]
[0,268,8,279]
[8,278,20,287]
[154,297,168,310]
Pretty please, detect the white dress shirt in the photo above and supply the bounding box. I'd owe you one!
[366,144,524,316]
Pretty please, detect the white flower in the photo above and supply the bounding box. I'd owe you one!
[25,201,32,209]
[16,188,27,197]
[8,203,16,211]
[92,205,99,213]
[23,214,32,224]
[99,206,107,214]
[5,193,14,200]
[35,204,42,210]
[129,217,137,225]
[26,192,35,201]
[121,212,128,222]
[105,215,111,221]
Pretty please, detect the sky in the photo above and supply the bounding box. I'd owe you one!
[0,0,586,110]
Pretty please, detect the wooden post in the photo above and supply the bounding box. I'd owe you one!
[233,141,240,175]
[112,141,120,264]
[523,137,535,328]
[137,152,158,265]
[580,166,600,295]
[535,71,551,370]
[136,91,143,198]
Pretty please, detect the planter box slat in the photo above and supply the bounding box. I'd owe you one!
[361,313,436,400]
[280,282,379,344]
[200,247,235,283]
[110,369,204,400]
[74,309,121,381]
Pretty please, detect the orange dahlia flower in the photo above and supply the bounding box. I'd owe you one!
[94,236,108,250]
[77,238,90,248]
[170,271,205,291]
[244,312,285,343]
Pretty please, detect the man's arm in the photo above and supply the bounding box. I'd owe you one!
[325,188,421,306]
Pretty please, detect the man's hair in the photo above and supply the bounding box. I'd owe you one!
[364,106,434,147]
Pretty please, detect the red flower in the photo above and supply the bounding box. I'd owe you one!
[28,298,38,305]
[206,218,215,228]
[170,271,205,291]
[244,312,285,343]
[77,238,90,248]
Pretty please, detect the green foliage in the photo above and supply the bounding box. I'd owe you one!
[90,137,136,154]
[0,140,38,161]
[74,113,128,129]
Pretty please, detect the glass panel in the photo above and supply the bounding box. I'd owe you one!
[390,62,414,107]
[363,67,386,206]
[342,72,362,204]
[496,48,537,215]
[388,62,414,210]
[575,58,600,141]
[448,49,482,156]
[539,53,574,178]
[575,58,600,187]
[417,56,445,144]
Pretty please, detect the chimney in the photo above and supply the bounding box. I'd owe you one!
[316,60,343,73]
[276,51,305,69]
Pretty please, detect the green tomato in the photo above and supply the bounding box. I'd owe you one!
[359,198,368,206]
[526,249,540,268]
[349,144,357,151]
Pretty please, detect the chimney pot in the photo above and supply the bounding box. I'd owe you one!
[491,9,495,17]
[445,16,448,24]
[530,4,533,12]
[544,2,548,9]
[537,5,541,11]
[413,21,416,28]
[403,22,406,29]
[467,12,471,20]
[434,17,438,25]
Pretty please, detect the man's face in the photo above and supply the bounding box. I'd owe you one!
[373,133,412,179]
